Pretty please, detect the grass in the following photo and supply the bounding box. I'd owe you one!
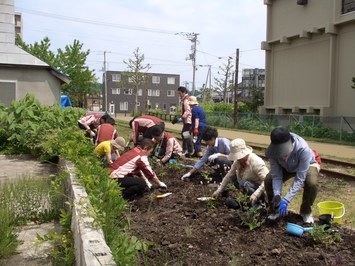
[0,174,64,260]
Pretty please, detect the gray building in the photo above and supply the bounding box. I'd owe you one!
[241,68,265,101]
[261,0,355,116]
[0,0,68,107]
[103,71,180,115]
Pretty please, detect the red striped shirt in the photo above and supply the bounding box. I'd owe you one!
[78,114,102,131]
[109,147,156,180]
[96,123,118,145]
[132,115,164,144]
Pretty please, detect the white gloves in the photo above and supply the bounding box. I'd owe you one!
[158,181,167,188]
[146,180,153,189]
[89,131,96,138]
[208,153,221,162]
[181,172,191,180]
[212,189,221,198]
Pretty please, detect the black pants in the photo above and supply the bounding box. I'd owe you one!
[117,176,147,200]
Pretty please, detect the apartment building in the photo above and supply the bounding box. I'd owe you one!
[241,68,265,101]
[261,0,355,116]
[104,71,180,114]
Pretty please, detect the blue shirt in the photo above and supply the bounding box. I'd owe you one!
[194,137,231,170]
[191,106,207,129]
[268,132,316,203]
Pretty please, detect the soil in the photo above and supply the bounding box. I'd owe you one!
[129,159,355,266]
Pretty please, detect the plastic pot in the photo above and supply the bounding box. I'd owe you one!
[286,223,313,237]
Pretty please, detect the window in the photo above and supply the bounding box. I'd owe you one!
[112,74,121,82]
[148,89,160,97]
[137,102,140,106]
[167,90,175,97]
[112,88,120,94]
[167,77,175,85]
[120,102,128,111]
[124,88,132,95]
[163,103,167,110]
[138,89,143,96]
[342,0,355,14]
[152,76,160,84]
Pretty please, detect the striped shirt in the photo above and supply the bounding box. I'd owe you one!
[132,115,164,144]
[109,147,156,180]
[180,94,192,124]
[96,123,118,146]
[78,114,102,131]
[154,132,183,163]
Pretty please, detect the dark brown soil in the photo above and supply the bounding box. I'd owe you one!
[129,159,355,266]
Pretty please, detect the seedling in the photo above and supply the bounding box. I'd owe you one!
[307,224,342,244]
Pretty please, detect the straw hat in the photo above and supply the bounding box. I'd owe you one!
[228,138,253,161]
[188,96,199,105]
[111,137,125,151]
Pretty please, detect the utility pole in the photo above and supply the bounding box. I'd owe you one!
[233,49,239,127]
[103,51,107,112]
[176,32,199,95]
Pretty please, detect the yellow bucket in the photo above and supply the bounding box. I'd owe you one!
[317,201,345,224]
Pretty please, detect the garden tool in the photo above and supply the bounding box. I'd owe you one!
[286,223,313,237]
[156,192,172,199]
[197,196,215,202]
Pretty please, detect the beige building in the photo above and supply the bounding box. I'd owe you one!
[0,0,68,107]
[261,0,355,117]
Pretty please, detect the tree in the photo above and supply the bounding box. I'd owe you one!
[57,40,97,108]
[123,47,151,115]
[16,36,96,108]
[352,77,355,89]
[213,56,234,103]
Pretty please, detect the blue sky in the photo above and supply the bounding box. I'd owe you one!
[15,0,266,90]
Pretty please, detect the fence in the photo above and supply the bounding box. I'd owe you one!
[147,111,355,143]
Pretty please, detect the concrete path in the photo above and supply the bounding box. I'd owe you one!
[115,113,355,160]
[0,155,58,266]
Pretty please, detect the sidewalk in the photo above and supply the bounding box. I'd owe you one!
[114,114,355,160]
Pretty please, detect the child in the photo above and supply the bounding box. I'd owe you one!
[94,137,125,165]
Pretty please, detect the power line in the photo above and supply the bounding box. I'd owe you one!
[16,7,181,35]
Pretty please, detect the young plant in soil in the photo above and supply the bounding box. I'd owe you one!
[234,191,265,230]
[307,224,342,245]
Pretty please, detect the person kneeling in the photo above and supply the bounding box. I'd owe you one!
[109,138,167,200]
[212,138,269,209]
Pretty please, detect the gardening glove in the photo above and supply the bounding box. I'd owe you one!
[89,130,96,138]
[146,180,153,190]
[208,153,221,163]
[272,195,281,210]
[181,172,191,180]
[278,199,289,216]
[193,128,198,136]
[158,181,167,188]
[172,117,182,124]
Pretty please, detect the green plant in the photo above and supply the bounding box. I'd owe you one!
[0,208,18,259]
[185,226,193,238]
[307,224,342,245]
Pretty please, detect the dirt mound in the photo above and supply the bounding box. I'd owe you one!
[129,160,355,265]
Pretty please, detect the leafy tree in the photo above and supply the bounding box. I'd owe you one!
[15,36,96,108]
[16,36,58,67]
[213,56,234,103]
[57,40,97,108]
[123,47,151,115]
[246,87,264,113]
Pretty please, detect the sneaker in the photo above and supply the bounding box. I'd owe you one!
[267,213,280,220]
[301,213,314,224]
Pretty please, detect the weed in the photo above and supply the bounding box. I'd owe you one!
[307,224,342,245]
[185,225,193,238]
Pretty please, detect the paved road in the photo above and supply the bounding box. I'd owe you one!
[115,114,355,160]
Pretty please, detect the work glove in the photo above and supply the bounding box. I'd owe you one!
[208,153,221,163]
[158,181,167,188]
[172,117,182,124]
[271,195,281,210]
[278,199,289,216]
[146,180,153,190]
[193,128,198,136]
[181,172,191,180]
[89,131,96,138]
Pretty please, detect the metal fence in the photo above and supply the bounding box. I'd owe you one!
[148,111,355,143]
